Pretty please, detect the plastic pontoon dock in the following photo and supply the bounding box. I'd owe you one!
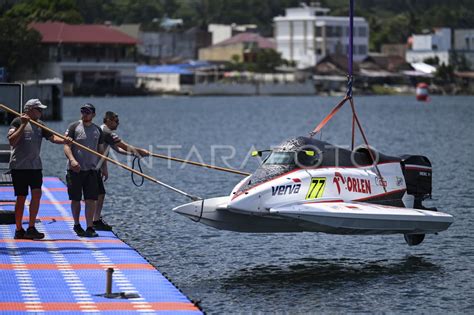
[0,177,202,314]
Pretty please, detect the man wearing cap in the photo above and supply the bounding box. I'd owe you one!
[8,99,72,239]
[64,103,106,237]
[93,111,150,231]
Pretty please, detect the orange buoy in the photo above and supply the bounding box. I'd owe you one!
[416,82,429,101]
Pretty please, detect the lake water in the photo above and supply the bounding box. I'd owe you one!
[2,95,473,313]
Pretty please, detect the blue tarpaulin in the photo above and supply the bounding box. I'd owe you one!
[137,61,212,75]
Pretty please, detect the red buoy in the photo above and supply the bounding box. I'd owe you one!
[416,83,429,102]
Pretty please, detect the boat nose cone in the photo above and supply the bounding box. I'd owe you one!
[173,200,202,220]
[228,192,259,212]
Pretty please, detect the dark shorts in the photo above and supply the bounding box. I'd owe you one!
[66,170,99,201]
[97,170,106,195]
[11,169,43,196]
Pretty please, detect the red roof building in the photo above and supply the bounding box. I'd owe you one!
[30,22,137,45]
[29,22,138,95]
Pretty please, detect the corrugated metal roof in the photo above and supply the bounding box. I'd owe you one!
[214,32,276,49]
[30,22,137,45]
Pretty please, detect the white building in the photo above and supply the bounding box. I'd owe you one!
[273,4,369,68]
[453,29,474,69]
[406,28,451,65]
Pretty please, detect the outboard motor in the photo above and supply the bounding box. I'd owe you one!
[400,155,433,246]
[400,155,432,210]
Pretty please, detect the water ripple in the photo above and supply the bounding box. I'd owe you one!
[1,95,472,313]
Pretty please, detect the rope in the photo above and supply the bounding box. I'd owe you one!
[131,156,144,187]
[189,199,205,223]
[348,98,387,193]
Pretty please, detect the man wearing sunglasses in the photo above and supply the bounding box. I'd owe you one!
[64,103,106,237]
[93,111,150,231]
[8,99,72,239]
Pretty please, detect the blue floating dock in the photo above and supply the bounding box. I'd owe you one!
[0,177,202,314]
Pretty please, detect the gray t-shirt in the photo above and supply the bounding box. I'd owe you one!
[95,124,122,170]
[65,120,104,171]
[101,124,121,153]
[8,118,53,170]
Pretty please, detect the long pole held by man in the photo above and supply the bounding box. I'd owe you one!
[7,99,72,239]
[64,103,107,237]
[94,111,150,231]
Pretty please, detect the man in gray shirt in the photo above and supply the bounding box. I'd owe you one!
[64,103,106,237]
[8,99,72,239]
[93,111,149,231]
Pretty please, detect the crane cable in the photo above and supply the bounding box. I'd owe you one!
[309,0,387,192]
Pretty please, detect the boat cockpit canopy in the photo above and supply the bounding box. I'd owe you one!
[263,150,320,168]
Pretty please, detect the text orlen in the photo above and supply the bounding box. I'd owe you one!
[333,172,372,194]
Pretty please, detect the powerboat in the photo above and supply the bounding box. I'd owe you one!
[173,136,453,246]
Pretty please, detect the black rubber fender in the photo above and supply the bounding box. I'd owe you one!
[0,210,15,225]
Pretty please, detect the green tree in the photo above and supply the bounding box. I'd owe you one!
[0,17,46,80]
[320,0,474,52]
[369,13,413,51]
[254,48,286,72]
[435,63,454,83]
[0,0,17,16]
[74,0,106,23]
[227,49,288,73]
[6,0,83,24]
[174,0,300,34]
[450,51,471,72]
[102,0,164,24]
[423,56,440,66]
[162,0,179,17]
[231,54,241,63]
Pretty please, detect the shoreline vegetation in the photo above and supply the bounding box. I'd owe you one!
[1,1,474,96]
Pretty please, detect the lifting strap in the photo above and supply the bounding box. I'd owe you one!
[309,96,350,137]
[309,0,387,192]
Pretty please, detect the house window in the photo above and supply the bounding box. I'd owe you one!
[326,26,333,37]
[358,26,367,37]
[315,26,322,37]
[432,44,438,51]
[358,45,367,55]
[326,26,342,37]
